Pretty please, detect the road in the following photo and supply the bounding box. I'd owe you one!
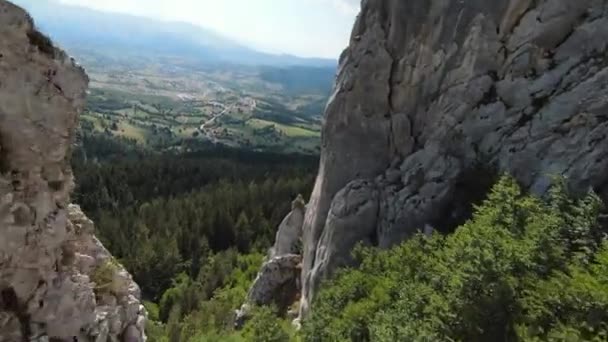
[199,104,233,143]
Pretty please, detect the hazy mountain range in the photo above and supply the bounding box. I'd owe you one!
[13,0,338,68]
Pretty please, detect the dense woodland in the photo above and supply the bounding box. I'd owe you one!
[71,133,315,340]
[74,134,608,341]
[305,177,608,342]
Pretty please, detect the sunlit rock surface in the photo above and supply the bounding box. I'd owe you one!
[0,1,146,340]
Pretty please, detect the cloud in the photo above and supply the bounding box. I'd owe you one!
[331,0,359,16]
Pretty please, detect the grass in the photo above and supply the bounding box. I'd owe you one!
[116,122,148,143]
[177,127,200,138]
[81,114,103,131]
[247,119,319,138]
[175,115,204,125]
[91,258,121,295]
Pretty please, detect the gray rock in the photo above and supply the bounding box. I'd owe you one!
[270,195,306,257]
[299,0,608,320]
[235,254,301,328]
[0,2,145,340]
[307,180,379,302]
[237,195,307,328]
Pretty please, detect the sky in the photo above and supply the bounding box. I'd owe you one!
[52,0,360,58]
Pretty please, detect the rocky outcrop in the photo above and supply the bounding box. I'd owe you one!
[299,0,608,318]
[309,180,379,294]
[0,1,145,340]
[236,196,306,327]
[235,254,301,328]
[68,205,147,342]
[269,195,306,258]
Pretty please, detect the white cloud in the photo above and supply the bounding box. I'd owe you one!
[331,0,359,16]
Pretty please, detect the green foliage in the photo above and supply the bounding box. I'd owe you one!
[242,306,291,342]
[72,136,314,341]
[156,252,264,325]
[140,249,265,341]
[176,304,297,342]
[144,301,160,322]
[159,274,201,323]
[146,320,169,342]
[304,176,606,342]
[72,135,315,300]
[76,133,608,342]
[518,242,608,341]
[91,258,121,295]
[143,251,299,342]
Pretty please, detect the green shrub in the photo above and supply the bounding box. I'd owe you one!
[242,306,291,342]
[91,258,121,295]
[144,300,161,322]
[304,176,606,342]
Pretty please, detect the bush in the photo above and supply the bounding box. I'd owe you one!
[91,258,121,295]
[242,306,291,342]
[144,300,161,322]
[303,176,606,342]
[147,251,267,341]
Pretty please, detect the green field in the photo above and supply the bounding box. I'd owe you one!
[81,62,325,154]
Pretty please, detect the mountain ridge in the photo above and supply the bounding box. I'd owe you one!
[13,0,337,68]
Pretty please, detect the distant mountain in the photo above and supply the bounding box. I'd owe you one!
[12,0,337,68]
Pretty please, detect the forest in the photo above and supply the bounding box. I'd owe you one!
[74,134,608,342]
[71,133,316,341]
[305,177,608,342]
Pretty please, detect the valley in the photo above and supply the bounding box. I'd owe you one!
[81,61,327,154]
[5,0,608,341]
[14,0,335,155]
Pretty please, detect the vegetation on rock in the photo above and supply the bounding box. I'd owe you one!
[91,258,121,295]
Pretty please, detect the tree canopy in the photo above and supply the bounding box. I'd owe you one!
[304,176,608,342]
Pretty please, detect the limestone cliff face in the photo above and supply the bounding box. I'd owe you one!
[299,0,608,318]
[0,1,146,341]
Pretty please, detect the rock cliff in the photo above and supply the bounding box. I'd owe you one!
[297,0,608,318]
[0,1,146,340]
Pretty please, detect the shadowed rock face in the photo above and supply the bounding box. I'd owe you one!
[300,0,608,318]
[0,1,145,340]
